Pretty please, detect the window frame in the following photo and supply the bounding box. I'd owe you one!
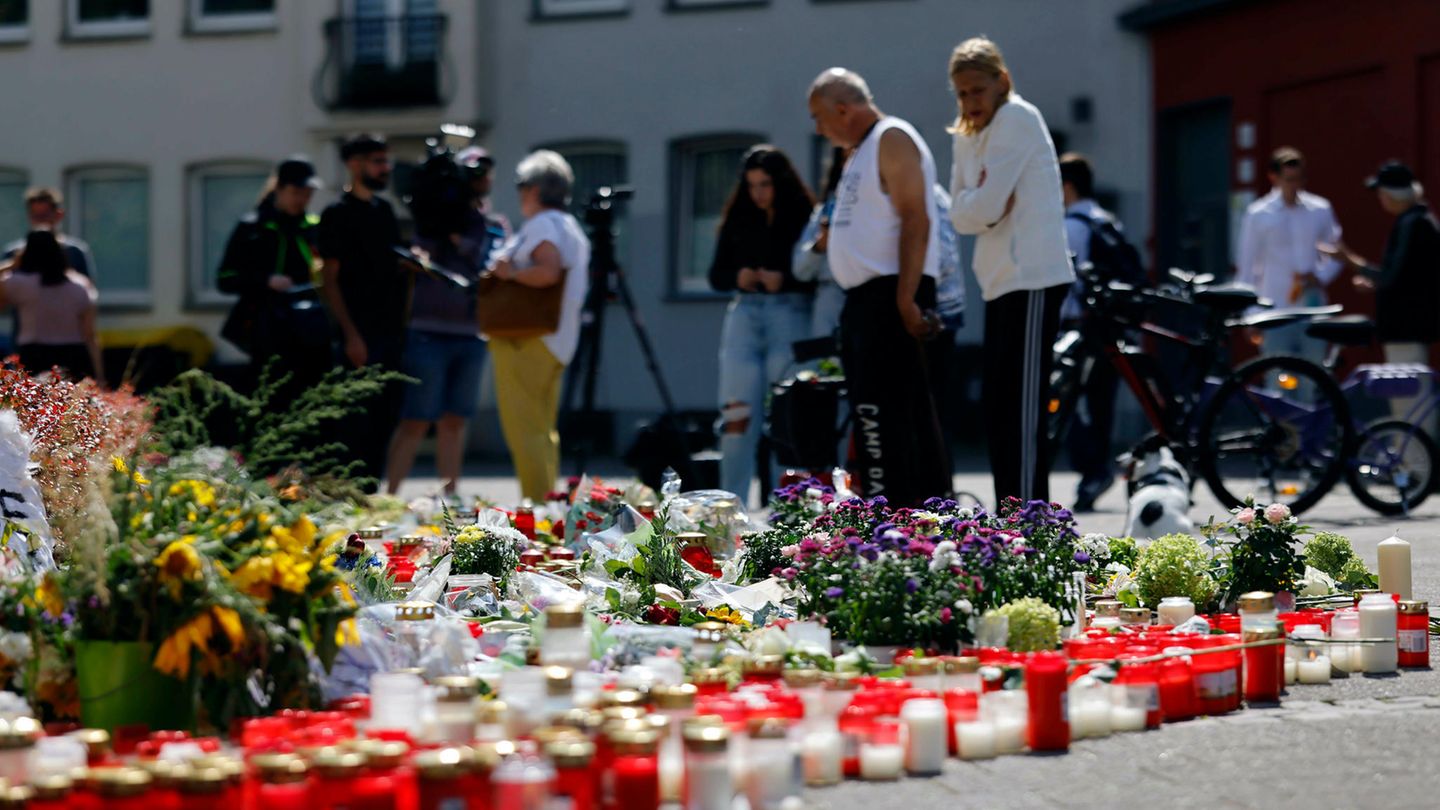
[0,167,29,259]
[668,132,764,300]
[66,0,151,40]
[186,161,270,309]
[66,164,152,309]
[187,0,276,35]
[665,0,767,11]
[531,0,629,21]
[0,0,29,44]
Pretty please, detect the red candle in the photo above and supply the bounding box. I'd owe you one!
[1242,628,1283,703]
[548,739,597,810]
[90,767,155,810]
[1113,658,1162,728]
[176,766,229,810]
[1156,656,1196,722]
[616,729,665,807]
[514,506,537,540]
[415,748,472,810]
[29,775,77,810]
[312,749,366,810]
[1398,600,1431,668]
[351,742,417,810]
[252,753,312,810]
[838,701,879,777]
[1025,652,1070,752]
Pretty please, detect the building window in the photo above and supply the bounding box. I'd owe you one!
[189,0,275,34]
[322,0,446,110]
[543,141,629,262]
[0,1,28,43]
[68,0,149,38]
[189,163,269,307]
[533,0,629,19]
[0,170,27,248]
[667,0,766,9]
[67,167,150,306]
[671,134,761,295]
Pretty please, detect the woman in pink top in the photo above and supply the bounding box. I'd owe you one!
[0,231,102,381]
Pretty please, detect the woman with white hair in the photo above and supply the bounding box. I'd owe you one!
[1325,161,1440,424]
[487,150,591,501]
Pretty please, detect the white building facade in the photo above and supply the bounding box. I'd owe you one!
[0,0,1150,454]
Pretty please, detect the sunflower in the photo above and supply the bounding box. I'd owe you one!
[153,606,247,679]
[705,606,749,626]
[154,541,203,600]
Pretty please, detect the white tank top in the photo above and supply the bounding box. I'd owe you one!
[828,116,941,290]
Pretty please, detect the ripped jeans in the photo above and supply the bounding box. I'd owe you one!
[717,292,813,505]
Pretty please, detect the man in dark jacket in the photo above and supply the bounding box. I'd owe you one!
[1327,160,1440,426]
[217,158,331,397]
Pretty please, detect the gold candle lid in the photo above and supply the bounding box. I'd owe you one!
[533,725,585,747]
[545,738,596,768]
[475,699,508,724]
[609,728,660,755]
[1094,599,1123,618]
[1241,626,1285,642]
[682,722,730,753]
[1119,608,1153,624]
[253,753,309,784]
[823,672,860,691]
[71,728,111,756]
[941,656,981,674]
[600,706,647,724]
[545,604,585,628]
[0,786,32,808]
[747,717,791,739]
[0,717,39,749]
[175,765,228,794]
[544,666,574,695]
[690,667,730,686]
[902,657,939,676]
[434,675,481,701]
[414,747,474,781]
[1238,592,1276,612]
[553,708,604,734]
[607,689,647,708]
[356,740,410,769]
[31,774,73,800]
[652,683,698,709]
[357,526,385,540]
[472,740,516,771]
[91,767,154,798]
[782,668,824,688]
[1399,600,1430,615]
[742,655,785,676]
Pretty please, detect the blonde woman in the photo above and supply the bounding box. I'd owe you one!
[947,37,1073,505]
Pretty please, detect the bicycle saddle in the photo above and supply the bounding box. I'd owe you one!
[1192,286,1261,313]
[1238,304,1344,330]
[1305,315,1376,346]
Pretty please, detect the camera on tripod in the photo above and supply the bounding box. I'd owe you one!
[405,124,486,242]
[583,185,634,230]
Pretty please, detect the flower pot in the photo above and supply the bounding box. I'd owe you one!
[76,641,196,733]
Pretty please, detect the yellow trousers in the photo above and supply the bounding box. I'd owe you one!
[490,337,564,502]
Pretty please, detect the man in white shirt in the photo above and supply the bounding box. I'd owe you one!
[1236,147,1344,359]
[807,67,952,507]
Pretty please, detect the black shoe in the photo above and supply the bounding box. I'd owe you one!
[1074,473,1116,513]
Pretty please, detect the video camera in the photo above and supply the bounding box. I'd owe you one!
[405,124,486,242]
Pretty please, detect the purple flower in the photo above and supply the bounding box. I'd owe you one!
[905,578,920,594]
[1073,552,1092,564]
[824,587,845,599]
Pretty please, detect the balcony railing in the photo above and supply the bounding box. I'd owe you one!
[317,15,451,111]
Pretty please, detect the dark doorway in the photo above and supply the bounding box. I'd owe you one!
[1157,100,1232,279]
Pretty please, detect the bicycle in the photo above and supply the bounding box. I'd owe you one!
[1049,265,1353,515]
[1305,315,1438,515]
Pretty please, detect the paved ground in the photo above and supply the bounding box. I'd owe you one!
[400,464,1440,809]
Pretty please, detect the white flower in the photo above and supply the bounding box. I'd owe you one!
[1236,508,1256,526]
[955,507,975,520]
[933,540,956,556]
[954,598,974,615]
[806,487,823,500]
[0,632,31,665]
[746,627,791,658]
[1081,533,1111,556]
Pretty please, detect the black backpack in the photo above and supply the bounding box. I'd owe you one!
[1068,211,1146,286]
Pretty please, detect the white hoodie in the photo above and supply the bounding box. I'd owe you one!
[949,94,1074,301]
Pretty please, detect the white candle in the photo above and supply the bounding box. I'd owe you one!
[801,730,842,786]
[1358,593,1399,673]
[900,699,948,776]
[993,718,1026,754]
[1069,701,1112,739]
[1157,596,1196,626]
[660,751,686,803]
[955,720,997,760]
[1284,658,1297,685]
[1109,705,1147,732]
[686,751,734,810]
[1378,535,1412,600]
[858,743,903,781]
[744,756,792,810]
[1297,655,1332,684]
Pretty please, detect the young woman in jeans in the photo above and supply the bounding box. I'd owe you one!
[709,145,815,504]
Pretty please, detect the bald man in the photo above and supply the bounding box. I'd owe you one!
[807,68,952,507]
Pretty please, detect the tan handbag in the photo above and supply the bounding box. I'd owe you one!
[476,268,567,339]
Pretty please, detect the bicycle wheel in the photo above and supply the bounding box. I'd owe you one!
[1047,331,1087,448]
[1347,418,1436,516]
[1195,355,1352,515]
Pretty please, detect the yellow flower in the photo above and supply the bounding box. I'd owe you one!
[210,606,245,648]
[334,581,357,607]
[132,472,150,487]
[229,557,275,600]
[153,607,245,679]
[112,456,128,474]
[705,606,748,626]
[319,554,338,573]
[273,553,312,594]
[154,541,203,599]
[270,516,317,557]
[34,577,64,618]
[335,618,360,647]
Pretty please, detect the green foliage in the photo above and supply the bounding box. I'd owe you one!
[451,525,523,588]
[148,363,414,486]
[991,598,1061,652]
[1107,536,1140,569]
[1305,532,1359,579]
[738,529,795,583]
[1134,533,1217,609]
[1337,556,1379,589]
[1206,501,1307,605]
[601,506,699,603]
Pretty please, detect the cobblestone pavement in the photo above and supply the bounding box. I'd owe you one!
[404,466,1440,809]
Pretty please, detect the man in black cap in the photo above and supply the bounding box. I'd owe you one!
[217,157,331,399]
[1324,161,1440,423]
[319,133,409,487]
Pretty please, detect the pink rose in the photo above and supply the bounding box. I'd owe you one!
[781,545,800,558]
[1236,508,1255,526]
[1264,503,1291,524]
